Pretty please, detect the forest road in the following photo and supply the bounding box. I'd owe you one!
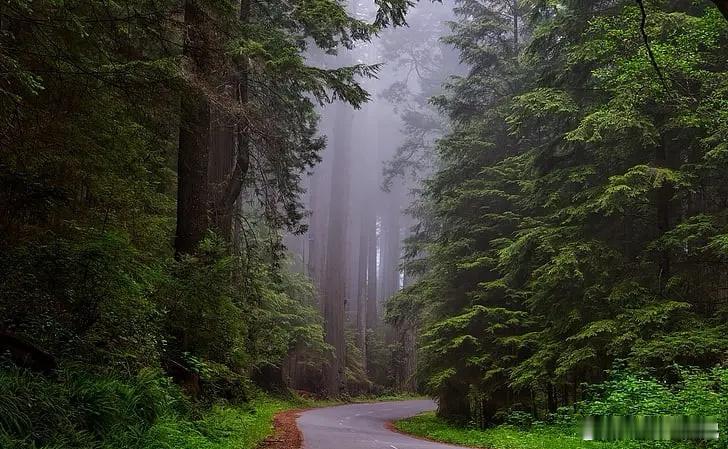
[297,399,466,449]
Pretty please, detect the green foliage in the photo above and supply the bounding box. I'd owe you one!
[0,367,182,449]
[0,232,164,370]
[396,366,728,449]
[362,327,414,395]
[395,412,621,449]
[344,328,371,395]
[399,0,728,426]
[153,231,329,397]
[1,0,417,442]
[579,368,728,438]
[0,366,308,449]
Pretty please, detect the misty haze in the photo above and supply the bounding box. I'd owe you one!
[2,1,728,449]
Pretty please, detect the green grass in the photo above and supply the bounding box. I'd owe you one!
[142,396,301,449]
[0,367,331,449]
[394,413,701,449]
[0,365,428,449]
[149,393,422,449]
[161,391,421,449]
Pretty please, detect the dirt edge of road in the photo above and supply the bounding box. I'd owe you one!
[259,408,306,449]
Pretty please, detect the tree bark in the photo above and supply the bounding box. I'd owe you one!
[366,208,378,330]
[208,109,236,239]
[210,0,251,238]
[356,210,369,366]
[381,185,401,303]
[175,0,212,256]
[322,102,353,396]
[175,0,252,255]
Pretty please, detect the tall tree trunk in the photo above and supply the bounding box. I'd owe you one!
[366,209,378,330]
[381,184,401,303]
[322,102,353,396]
[175,0,212,256]
[308,169,327,292]
[356,210,369,367]
[438,381,471,423]
[210,0,250,237]
[208,110,236,239]
[307,109,333,296]
[379,189,400,346]
[403,324,417,391]
[175,0,251,254]
[347,206,362,321]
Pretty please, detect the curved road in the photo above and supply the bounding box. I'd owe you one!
[297,399,465,449]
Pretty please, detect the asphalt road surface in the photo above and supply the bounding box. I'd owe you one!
[297,399,466,449]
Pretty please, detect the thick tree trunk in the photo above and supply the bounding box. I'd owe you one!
[308,170,327,292]
[381,186,401,303]
[356,211,369,366]
[322,103,353,396]
[365,209,378,330]
[547,383,557,412]
[379,195,400,346]
[347,207,362,320]
[208,110,236,238]
[210,0,250,238]
[307,113,333,310]
[175,0,212,256]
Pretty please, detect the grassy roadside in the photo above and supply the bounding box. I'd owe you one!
[0,364,422,449]
[0,372,331,449]
[146,396,300,449]
[167,392,417,449]
[393,412,700,449]
[393,412,597,449]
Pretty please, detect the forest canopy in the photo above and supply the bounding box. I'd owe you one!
[2,0,728,447]
[389,0,728,427]
[0,0,414,446]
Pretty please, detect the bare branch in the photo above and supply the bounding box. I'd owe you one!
[635,0,669,91]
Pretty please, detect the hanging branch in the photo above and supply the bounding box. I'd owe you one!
[635,0,669,91]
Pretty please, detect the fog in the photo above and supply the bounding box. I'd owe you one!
[284,0,462,392]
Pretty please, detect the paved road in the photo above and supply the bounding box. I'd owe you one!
[297,399,465,449]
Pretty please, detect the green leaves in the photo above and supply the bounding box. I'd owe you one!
[507,88,578,135]
[291,0,374,50]
[400,0,728,426]
[594,165,687,216]
[565,105,659,147]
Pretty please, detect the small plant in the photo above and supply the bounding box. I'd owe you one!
[504,410,535,429]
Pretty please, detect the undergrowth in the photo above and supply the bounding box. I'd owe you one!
[395,413,700,449]
[0,367,303,449]
[395,368,728,449]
